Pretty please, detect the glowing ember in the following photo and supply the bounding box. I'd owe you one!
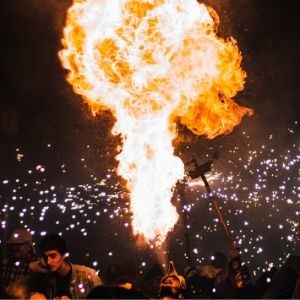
[59,0,252,245]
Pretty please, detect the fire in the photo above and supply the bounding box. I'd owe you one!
[59,0,253,245]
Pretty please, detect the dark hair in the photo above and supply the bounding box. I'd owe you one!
[210,251,228,269]
[39,233,68,255]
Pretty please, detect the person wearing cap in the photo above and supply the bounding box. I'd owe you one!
[159,261,186,299]
[0,228,38,289]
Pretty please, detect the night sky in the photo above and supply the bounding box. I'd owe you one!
[0,0,299,283]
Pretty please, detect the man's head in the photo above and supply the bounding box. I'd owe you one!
[210,251,227,270]
[7,228,34,260]
[159,261,186,299]
[39,234,69,272]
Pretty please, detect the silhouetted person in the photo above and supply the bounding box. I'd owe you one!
[140,262,164,298]
[0,228,38,289]
[184,266,215,299]
[227,255,256,298]
[255,267,277,298]
[263,239,300,299]
[263,266,298,299]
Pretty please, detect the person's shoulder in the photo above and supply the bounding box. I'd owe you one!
[29,260,48,273]
[71,263,103,285]
[71,263,98,275]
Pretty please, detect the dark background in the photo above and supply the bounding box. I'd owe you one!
[0,0,299,282]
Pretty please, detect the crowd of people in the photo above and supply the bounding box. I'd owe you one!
[0,227,299,299]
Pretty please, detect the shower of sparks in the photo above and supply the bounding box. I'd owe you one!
[0,121,299,278]
[182,121,300,274]
[58,0,252,245]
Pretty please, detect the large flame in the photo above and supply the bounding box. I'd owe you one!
[59,0,253,245]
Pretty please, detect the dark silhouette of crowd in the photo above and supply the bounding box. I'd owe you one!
[1,227,299,299]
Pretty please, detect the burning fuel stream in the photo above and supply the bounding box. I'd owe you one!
[59,0,252,246]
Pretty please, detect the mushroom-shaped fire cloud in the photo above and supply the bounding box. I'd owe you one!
[59,0,253,246]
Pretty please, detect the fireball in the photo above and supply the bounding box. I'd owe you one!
[59,0,253,245]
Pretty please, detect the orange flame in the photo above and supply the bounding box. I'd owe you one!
[59,0,253,246]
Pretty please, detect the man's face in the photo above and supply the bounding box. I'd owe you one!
[159,276,182,298]
[9,242,31,260]
[43,250,65,272]
[161,276,181,290]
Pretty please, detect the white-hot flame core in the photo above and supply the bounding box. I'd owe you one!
[59,0,252,245]
[116,115,183,245]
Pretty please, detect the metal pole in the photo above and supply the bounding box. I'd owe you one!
[200,174,237,250]
[187,157,239,255]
